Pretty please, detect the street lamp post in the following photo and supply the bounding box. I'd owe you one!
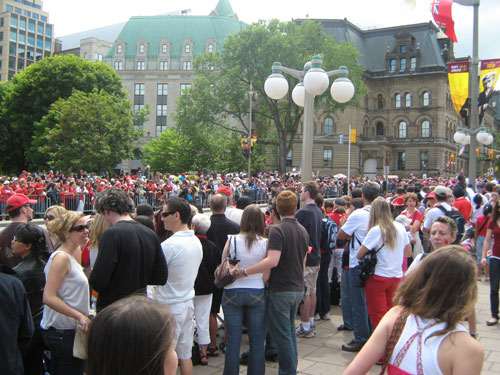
[264,56,355,182]
[454,125,493,181]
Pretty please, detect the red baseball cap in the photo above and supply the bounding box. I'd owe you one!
[217,185,232,196]
[425,192,436,200]
[6,194,37,211]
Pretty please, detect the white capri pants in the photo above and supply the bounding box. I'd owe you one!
[193,294,213,346]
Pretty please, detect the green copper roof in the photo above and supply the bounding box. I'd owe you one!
[213,0,235,18]
[106,15,246,59]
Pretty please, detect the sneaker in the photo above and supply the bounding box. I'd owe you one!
[240,352,249,366]
[321,312,331,320]
[296,324,315,338]
[314,313,321,321]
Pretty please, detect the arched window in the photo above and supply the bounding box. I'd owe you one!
[395,94,401,108]
[139,44,145,54]
[422,121,431,137]
[376,122,384,136]
[398,121,407,138]
[324,117,334,135]
[405,93,412,107]
[208,44,213,52]
[185,44,190,53]
[162,44,167,53]
[423,91,430,106]
[377,94,384,109]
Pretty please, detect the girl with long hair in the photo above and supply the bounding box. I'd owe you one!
[41,211,91,374]
[345,246,483,375]
[481,200,500,326]
[357,197,412,328]
[221,204,268,375]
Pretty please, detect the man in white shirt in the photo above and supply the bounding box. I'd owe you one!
[337,182,380,352]
[156,197,203,375]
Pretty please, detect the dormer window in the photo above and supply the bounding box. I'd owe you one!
[162,44,167,53]
[410,57,417,71]
[400,58,406,72]
[185,44,190,53]
[208,44,213,53]
[390,59,396,73]
[400,45,407,54]
[139,44,145,54]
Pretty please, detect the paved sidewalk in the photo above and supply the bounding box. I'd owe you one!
[191,280,499,374]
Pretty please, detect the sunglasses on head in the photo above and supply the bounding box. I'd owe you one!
[162,211,176,217]
[70,223,91,232]
[44,214,56,221]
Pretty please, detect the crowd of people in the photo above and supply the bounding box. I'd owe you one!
[1,169,498,375]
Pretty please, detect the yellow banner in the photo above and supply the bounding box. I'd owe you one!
[448,61,469,120]
[479,59,500,125]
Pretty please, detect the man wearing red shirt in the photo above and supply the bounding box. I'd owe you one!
[453,186,472,223]
[0,181,15,220]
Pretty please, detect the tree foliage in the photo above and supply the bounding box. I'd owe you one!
[0,54,126,172]
[175,19,366,173]
[38,90,142,173]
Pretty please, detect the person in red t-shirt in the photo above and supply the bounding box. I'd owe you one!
[474,204,492,282]
[453,186,472,223]
[482,201,500,326]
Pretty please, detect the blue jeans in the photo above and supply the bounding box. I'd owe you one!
[266,290,303,375]
[42,328,83,375]
[490,257,500,319]
[347,267,371,342]
[341,268,353,329]
[222,288,266,375]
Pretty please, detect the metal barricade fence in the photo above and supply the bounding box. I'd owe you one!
[0,187,341,220]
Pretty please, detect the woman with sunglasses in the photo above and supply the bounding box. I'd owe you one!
[41,210,91,375]
[12,224,50,375]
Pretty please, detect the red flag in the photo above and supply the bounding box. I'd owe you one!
[431,0,457,42]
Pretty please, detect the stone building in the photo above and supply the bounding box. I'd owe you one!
[0,0,54,81]
[53,0,497,176]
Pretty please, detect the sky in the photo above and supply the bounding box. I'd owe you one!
[43,0,500,60]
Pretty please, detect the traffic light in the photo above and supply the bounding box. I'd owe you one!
[476,148,480,156]
[450,154,455,162]
[489,149,494,159]
[350,129,356,144]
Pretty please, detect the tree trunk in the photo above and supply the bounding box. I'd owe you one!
[278,129,287,174]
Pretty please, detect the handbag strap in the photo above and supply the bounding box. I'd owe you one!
[379,307,410,375]
[231,235,238,259]
[477,218,488,237]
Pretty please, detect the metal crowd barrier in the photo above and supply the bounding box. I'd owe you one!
[0,188,341,220]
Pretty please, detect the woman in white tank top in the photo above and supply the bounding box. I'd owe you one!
[345,245,484,375]
[41,211,90,375]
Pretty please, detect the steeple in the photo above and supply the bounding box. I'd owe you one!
[210,0,238,20]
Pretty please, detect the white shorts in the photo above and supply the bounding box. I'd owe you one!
[169,299,195,360]
[193,294,213,346]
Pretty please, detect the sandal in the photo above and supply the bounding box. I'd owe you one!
[486,317,499,326]
[200,353,208,366]
[206,346,219,357]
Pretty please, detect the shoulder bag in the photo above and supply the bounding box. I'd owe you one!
[356,242,384,288]
[214,235,240,288]
[379,307,410,375]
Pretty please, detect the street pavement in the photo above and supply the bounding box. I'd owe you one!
[191,280,499,374]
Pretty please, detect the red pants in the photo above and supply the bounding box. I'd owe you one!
[364,275,401,328]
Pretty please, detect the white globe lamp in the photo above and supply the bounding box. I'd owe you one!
[292,82,305,107]
[264,63,289,100]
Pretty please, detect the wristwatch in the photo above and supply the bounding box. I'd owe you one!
[243,268,249,277]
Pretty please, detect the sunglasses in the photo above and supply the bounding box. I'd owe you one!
[161,211,176,217]
[70,223,91,232]
[44,214,56,221]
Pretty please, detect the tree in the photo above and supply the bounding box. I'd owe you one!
[0,54,126,172]
[175,19,366,173]
[142,128,192,173]
[38,90,142,173]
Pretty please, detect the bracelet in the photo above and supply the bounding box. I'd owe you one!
[470,333,478,339]
[243,268,248,277]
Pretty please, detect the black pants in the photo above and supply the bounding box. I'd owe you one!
[315,251,332,316]
[24,329,44,375]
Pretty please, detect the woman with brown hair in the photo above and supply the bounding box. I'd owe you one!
[345,245,484,375]
[86,295,177,375]
[41,210,91,374]
[221,204,268,375]
[357,197,412,329]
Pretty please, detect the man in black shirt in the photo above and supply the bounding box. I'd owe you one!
[206,193,239,356]
[295,181,322,338]
[90,188,168,311]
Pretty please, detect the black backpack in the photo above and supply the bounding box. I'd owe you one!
[437,206,465,244]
